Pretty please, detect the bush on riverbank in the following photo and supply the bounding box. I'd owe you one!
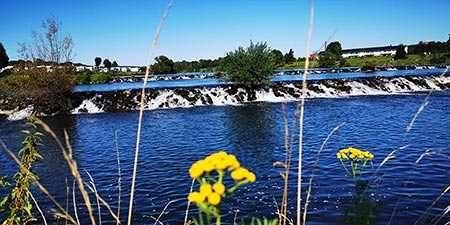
[0,66,75,114]
[221,41,276,89]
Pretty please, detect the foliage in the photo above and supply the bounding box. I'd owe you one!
[361,60,377,72]
[18,16,74,64]
[1,16,76,114]
[271,49,284,66]
[90,72,113,84]
[0,43,9,69]
[408,40,450,55]
[1,116,43,225]
[0,65,75,114]
[236,217,278,225]
[284,49,296,64]
[112,60,119,67]
[429,53,448,64]
[326,41,343,60]
[151,55,176,74]
[393,45,407,60]
[94,57,102,69]
[221,41,275,89]
[73,69,93,85]
[103,59,112,70]
[318,51,337,68]
[188,151,257,225]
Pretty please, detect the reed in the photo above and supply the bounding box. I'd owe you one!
[297,1,314,224]
[128,1,173,225]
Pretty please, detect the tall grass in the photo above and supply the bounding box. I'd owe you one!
[128,1,173,225]
[297,1,314,224]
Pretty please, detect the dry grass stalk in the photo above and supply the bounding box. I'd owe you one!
[29,190,48,225]
[0,140,78,225]
[128,1,173,224]
[184,178,195,225]
[84,181,120,222]
[84,169,103,224]
[297,0,315,225]
[65,177,69,225]
[72,180,80,225]
[33,118,96,225]
[152,200,175,225]
[303,123,343,224]
[275,103,299,225]
[115,129,122,225]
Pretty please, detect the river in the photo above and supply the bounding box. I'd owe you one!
[1,89,449,224]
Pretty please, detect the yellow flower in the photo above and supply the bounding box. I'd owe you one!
[213,183,226,195]
[188,192,206,203]
[224,154,239,168]
[336,153,342,159]
[216,151,228,159]
[247,172,256,182]
[200,184,213,196]
[203,162,215,172]
[349,154,356,159]
[207,192,221,205]
[231,167,249,181]
[215,160,228,170]
[189,167,203,179]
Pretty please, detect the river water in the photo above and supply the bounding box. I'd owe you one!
[1,89,449,224]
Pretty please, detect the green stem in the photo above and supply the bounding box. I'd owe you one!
[216,214,221,225]
[339,159,351,177]
[350,160,357,185]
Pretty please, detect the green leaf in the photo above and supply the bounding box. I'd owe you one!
[21,130,31,135]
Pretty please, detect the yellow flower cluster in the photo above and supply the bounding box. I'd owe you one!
[189,151,241,179]
[188,183,225,205]
[187,151,256,207]
[336,147,374,160]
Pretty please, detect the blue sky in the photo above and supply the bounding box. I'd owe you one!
[1,0,449,66]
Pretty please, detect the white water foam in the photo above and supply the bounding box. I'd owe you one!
[71,99,104,114]
[2,107,34,121]
[68,75,450,114]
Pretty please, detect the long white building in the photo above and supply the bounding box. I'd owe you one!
[341,45,408,58]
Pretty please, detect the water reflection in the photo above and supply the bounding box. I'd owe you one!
[223,103,282,162]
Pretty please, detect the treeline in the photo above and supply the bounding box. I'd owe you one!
[151,48,303,75]
[408,40,450,55]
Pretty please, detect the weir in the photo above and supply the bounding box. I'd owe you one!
[71,74,450,114]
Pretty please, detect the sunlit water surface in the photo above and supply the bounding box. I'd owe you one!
[1,91,449,224]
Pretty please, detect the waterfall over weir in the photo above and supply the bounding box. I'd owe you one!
[72,74,450,114]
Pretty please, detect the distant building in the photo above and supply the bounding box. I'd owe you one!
[341,45,408,58]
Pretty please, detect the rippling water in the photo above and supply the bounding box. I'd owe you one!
[1,91,449,224]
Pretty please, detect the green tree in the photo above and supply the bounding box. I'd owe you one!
[284,48,296,64]
[221,41,275,89]
[271,49,284,66]
[103,58,112,70]
[394,45,407,60]
[326,41,343,59]
[112,60,118,67]
[95,57,102,69]
[0,43,9,69]
[151,55,176,74]
[318,51,337,68]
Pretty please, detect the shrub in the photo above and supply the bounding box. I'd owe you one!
[0,66,75,114]
[221,41,275,89]
[74,70,92,85]
[90,72,113,84]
